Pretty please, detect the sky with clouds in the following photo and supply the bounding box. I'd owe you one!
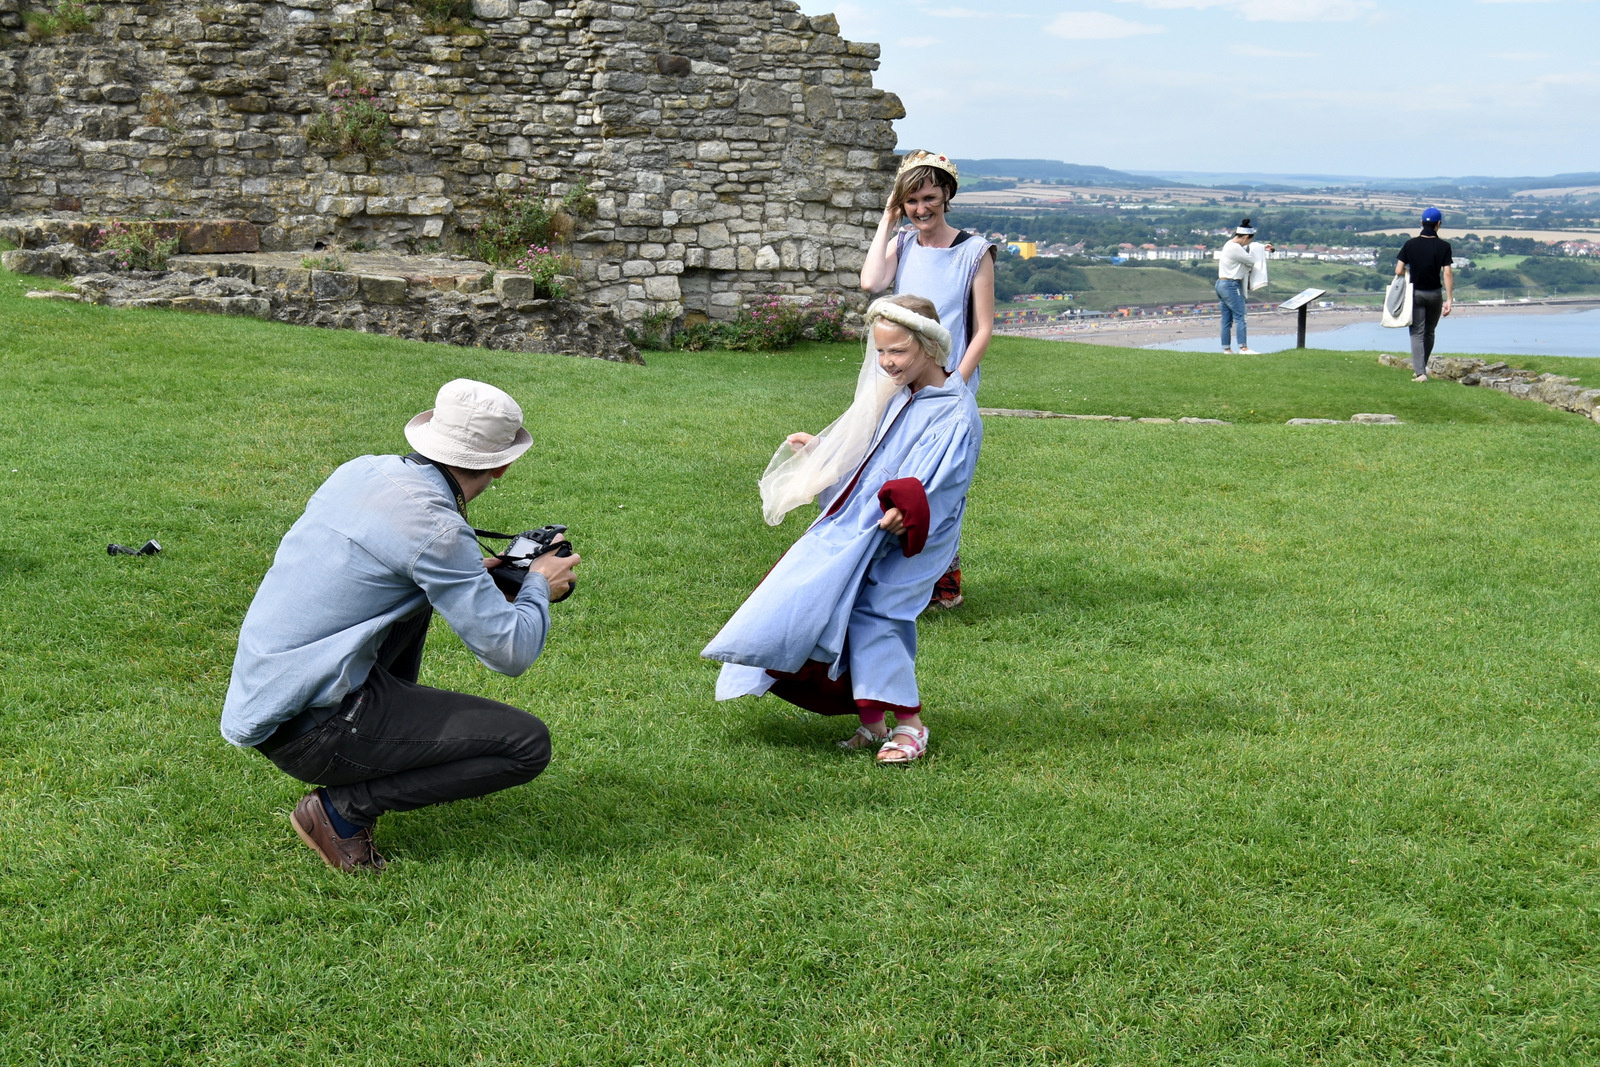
[818,0,1600,179]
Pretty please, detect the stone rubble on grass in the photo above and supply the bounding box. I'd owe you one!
[1378,354,1600,422]
[25,290,81,301]
[71,271,273,319]
[978,408,1231,425]
[4,250,639,363]
[3,243,123,278]
[1285,413,1404,425]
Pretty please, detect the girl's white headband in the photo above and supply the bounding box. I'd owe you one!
[864,298,952,366]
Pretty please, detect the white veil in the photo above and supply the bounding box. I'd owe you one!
[757,298,951,526]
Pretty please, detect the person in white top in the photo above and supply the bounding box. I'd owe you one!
[1215,218,1274,354]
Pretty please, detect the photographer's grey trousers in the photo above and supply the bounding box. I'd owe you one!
[259,608,551,827]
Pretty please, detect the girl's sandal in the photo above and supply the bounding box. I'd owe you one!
[838,726,888,751]
[875,724,929,764]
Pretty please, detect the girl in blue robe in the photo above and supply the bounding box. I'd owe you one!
[702,295,982,763]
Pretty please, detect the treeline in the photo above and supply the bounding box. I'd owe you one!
[993,252,1600,303]
[953,208,1586,264]
[1465,256,1600,292]
[952,207,1393,255]
[995,256,1093,301]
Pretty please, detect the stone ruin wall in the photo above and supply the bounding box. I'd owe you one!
[0,0,903,326]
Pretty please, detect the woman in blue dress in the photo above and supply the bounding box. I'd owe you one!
[702,295,982,763]
[860,150,995,609]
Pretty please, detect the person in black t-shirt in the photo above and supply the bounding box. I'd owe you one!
[1395,207,1454,380]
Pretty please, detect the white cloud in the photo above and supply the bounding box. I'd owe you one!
[1046,11,1165,38]
[1230,43,1314,56]
[1119,0,1375,21]
[921,5,1030,15]
[897,35,941,47]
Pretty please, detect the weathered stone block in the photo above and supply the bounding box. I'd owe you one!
[1,249,65,277]
[494,273,538,303]
[407,196,454,215]
[168,220,261,255]
[366,197,409,216]
[871,92,905,120]
[316,196,367,217]
[738,84,792,116]
[169,295,272,318]
[643,275,680,301]
[311,270,361,301]
[697,140,732,163]
[472,0,515,17]
[360,275,409,305]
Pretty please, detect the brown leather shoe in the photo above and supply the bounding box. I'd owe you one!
[291,792,386,872]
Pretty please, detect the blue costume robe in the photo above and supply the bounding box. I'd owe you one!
[702,373,982,710]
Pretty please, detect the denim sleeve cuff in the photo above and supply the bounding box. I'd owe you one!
[516,570,551,604]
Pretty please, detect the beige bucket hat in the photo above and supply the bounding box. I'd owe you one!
[404,378,533,469]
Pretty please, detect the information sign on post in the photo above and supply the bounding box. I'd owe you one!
[1278,288,1328,350]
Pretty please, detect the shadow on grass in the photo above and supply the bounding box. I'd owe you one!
[386,759,841,865]
[735,686,1274,759]
[952,570,1256,619]
[0,551,43,578]
[322,673,1276,866]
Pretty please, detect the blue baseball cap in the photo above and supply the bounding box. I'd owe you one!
[1421,207,1443,224]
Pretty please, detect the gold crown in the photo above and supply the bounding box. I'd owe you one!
[896,150,958,182]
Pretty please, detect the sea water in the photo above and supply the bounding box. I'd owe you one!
[1150,307,1600,358]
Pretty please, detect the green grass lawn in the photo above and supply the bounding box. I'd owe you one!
[4,266,1600,1065]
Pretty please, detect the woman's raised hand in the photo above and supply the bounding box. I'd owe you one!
[786,432,816,450]
[881,194,902,227]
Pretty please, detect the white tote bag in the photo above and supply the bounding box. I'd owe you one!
[1381,269,1413,328]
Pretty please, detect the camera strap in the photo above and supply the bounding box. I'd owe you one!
[403,452,516,540]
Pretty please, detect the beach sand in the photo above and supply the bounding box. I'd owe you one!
[999,298,1600,349]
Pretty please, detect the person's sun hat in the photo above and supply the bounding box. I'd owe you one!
[404,378,533,470]
[1234,218,1257,236]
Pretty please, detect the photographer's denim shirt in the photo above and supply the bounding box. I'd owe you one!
[221,455,551,747]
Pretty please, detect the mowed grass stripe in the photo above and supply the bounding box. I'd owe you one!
[2,268,1598,1065]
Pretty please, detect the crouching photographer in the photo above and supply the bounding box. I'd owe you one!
[221,379,580,872]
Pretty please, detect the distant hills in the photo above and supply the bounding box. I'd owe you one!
[1135,170,1600,195]
[951,158,1173,189]
[948,158,1600,196]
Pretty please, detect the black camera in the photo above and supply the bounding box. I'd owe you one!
[490,525,576,602]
